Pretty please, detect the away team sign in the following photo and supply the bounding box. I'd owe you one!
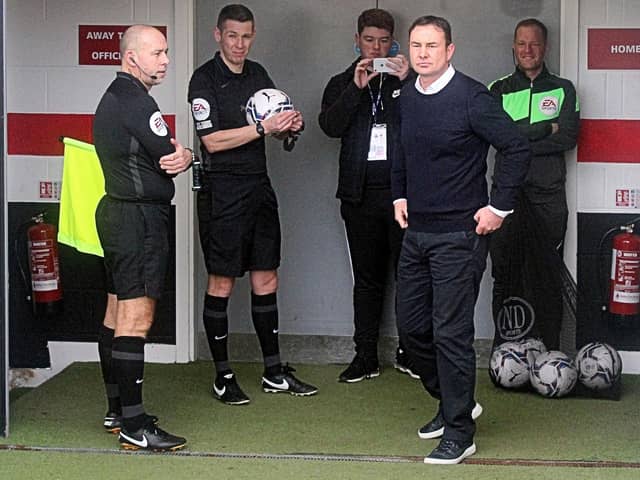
[79,25,167,65]
[588,28,640,69]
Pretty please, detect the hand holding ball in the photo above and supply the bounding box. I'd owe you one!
[245,88,294,124]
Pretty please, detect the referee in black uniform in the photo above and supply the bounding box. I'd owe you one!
[188,4,317,405]
[94,25,192,451]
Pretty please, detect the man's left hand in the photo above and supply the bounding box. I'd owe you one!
[385,54,410,81]
[160,138,192,174]
[290,111,304,133]
[474,206,503,235]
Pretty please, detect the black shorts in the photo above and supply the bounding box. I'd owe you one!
[197,174,281,277]
[95,196,170,300]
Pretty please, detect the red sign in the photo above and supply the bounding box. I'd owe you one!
[39,181,53,199]
[616,189,631,207]
[588,28,640,69]
[78,25,167,65]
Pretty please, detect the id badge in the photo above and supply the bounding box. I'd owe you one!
[367,123,387,161]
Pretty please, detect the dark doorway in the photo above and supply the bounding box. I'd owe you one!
[1,0,9,437]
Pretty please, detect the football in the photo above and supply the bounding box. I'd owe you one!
[530,350,577,398]
[245,88,294,124]
[489,342,531,389]
[575,342,622,390]
[520,337,547,365]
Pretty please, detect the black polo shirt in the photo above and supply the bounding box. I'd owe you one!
[94,72,176,203]
[188,52,275,175]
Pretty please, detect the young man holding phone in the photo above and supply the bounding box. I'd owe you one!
[319,9,415,383]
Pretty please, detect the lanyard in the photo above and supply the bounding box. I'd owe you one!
[367,74,384,120]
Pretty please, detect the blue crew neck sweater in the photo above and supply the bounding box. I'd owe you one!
[391,71,530,233]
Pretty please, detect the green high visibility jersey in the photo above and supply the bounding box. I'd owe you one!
[489,65,580,198]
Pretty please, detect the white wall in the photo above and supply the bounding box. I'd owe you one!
[4,0,195,371]
[6,0,181,202]
[570,0,640,373]
[195,0,563,345]
[577,0,640,213]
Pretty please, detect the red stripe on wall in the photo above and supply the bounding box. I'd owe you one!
[7,113,177,156]
[578,119,640,163]
[8,113,94,156]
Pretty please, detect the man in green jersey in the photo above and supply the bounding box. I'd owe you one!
[489,18,579,350]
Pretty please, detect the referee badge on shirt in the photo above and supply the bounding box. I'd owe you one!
[149,111,168,136]
[538,96,559,116]
[192,98,213,130]
[191,98,210,121]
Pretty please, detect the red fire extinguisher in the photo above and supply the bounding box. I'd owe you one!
[609,224,640,315]
[27,213,63,315]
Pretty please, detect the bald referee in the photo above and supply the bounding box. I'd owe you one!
[94,25,192,452]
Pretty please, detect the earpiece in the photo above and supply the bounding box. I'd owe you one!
[131,57,158,81]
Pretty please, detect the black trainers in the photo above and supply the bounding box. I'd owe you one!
[424,439,476,465]
[418,402,483,439]
[262,364,318,396]
[213,372,250,405]
[103,412,121,433]
[394,348,420,379]
[338,355,380,383]
[103,411,159,434]
[119,419,186,452]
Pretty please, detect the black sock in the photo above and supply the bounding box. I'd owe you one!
[203,295,231,374]
[97,325,120,414]
[112,336,146,432]
[251,292,280,371]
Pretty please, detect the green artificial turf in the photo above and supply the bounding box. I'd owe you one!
[1,450,637,480]
[1,361,639,479]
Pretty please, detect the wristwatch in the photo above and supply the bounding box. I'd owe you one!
[255,121,265,137]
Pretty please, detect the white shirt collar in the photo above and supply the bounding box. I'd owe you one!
[414,64,456,95]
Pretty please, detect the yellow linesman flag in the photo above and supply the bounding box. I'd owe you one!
[57,137,105,257]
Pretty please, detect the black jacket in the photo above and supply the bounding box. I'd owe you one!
[490,64,579,201]
[319,60,404,204]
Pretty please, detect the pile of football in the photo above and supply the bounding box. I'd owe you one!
[490,339,622,398]
[489,338,547,390]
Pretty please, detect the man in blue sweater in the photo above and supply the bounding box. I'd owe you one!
[391,16,530,464]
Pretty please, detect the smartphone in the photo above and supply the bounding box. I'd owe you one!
[372,58,395,73]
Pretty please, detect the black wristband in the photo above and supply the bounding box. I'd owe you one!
[184,147,196,170]
[256,121,265,137]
